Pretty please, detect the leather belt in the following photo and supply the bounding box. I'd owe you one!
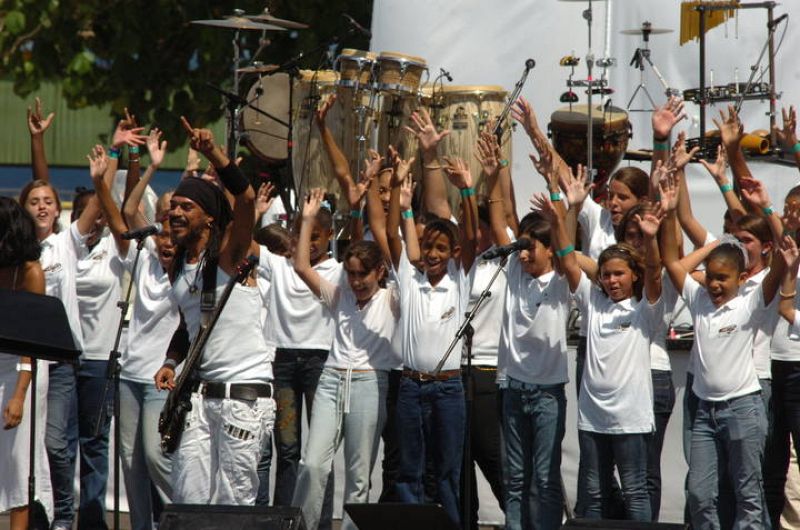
[402,369,461,382]
[194,381,272,400]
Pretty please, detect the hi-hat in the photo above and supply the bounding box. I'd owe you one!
[237,63,280,74]
[558,0,606,2]
[191,17,287,31]
[245,9,309,30]
[620,25,673,35]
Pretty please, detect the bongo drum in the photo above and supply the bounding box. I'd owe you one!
[375,52,427,95]
[336,49,377,89]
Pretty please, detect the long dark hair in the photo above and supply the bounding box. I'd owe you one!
[0,196,42,267]
[19,179,62,233]
[597,243,645,300]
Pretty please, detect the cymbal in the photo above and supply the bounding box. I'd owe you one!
[620,26,673,35]
[558,0,606,2]
[237,63,280,74]
[191,17,287,31]
[245,9,309,30]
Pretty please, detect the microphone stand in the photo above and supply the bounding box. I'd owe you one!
[432,254,510,530]
[94,236,146,530]
[493,61,535,141]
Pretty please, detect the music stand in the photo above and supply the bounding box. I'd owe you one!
[344,503,460,530]
[0,289,80,524]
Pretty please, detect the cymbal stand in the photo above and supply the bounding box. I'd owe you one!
[627,28,679,113]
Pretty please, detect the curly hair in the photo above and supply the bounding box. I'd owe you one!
[597,243,645,299]
[0,196,42,267]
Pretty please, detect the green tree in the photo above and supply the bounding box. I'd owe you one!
[0,0,371,150]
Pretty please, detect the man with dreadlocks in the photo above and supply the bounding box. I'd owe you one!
[154,118,274,504]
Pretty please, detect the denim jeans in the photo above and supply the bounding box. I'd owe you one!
[503,379,566,530]
[272,348,333,530]
[119,379,173,530]
[379,369,402,502]
[577,430,651,522]
[396,375,466,526]
[687,392,767,529]
[46,361,79,528]
[293,368,388,530]
[77,359,114,530]
[647,369,675,521]
[255,431,273,506]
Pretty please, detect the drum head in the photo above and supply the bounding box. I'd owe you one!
[241,73,292,162]
[550,104,628,131]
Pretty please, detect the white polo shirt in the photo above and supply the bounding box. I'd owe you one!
[498,259,571,386]
[318,278,401,370]
[574,273,661,434]
[577,198,617,339]
[40,224,84,353]
[740,268,777,379]
[73,228,123,361]
[650,271,680,372]
[683,275,763,401]
[395,250,473,373]
[259,250,343,350]
[121,238,179,384]
[771,277,800,362]
[464,254,507,367]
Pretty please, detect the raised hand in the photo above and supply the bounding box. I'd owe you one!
[255,182,276,216]
[180,116,216,155]
[112,118,147,148]
[186,148,202,175]
[656,160,679,212]
[699,145,729,185]
[147,128,168,167]
[303,188,325,220]
[442,157,473,190]
[315,95,337,127]
[529,192,558,221]
[475,132,500,178]
[652,96,686,140]
[27,97,55,136]
[404,108,450,153]
[530,135,558,185]
[773,105,798,150]
[511,96,542,137]
[87,145,109,181]
[348,169,380,210]
[671,131,700,170]
[739,176,772,209]
[713,105,745,150]
[399,173,416,212]
[635,209,663,239]
[362,149,384,184]
[779,234,800,272]
[560,163,592,207]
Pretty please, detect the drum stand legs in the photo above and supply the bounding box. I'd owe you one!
[627,48,657,112]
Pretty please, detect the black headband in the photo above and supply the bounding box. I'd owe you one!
[173,177,232,229]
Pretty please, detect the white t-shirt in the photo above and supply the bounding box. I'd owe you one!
[683,275,764,401]
[463,254,507,366]
[498,259,571,386]
[771,277,800,362]
[259,250,343,350]
[577,198,617,338]
[40,225,84,352]
[319,278,401,370]
[740,268,777,379]
[574,273,661,434]
[650,271,680,371]
[395,251,473,373]
[121,239,179,384]
[73,228,123,361]
[172,262,273,383]
[256,245,278,356]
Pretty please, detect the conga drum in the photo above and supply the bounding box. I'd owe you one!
[336,49,377,90]
[375,52,427,96]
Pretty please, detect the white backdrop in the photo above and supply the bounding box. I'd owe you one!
[368,0,800,525]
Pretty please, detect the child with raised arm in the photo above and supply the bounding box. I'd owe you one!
[390,154,478,526]
[659,167,786,528]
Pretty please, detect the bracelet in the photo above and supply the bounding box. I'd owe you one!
[762,205,774,216]
[108,147,121,160]
[550,191,562,202]
[780,289,797,298]
[460,187,475,198]
[16,362,32,372]
[424,163,442,170]
[488,198,503,204]
[499,159,509,168]
[401,209,414,219]
[792,142,800,154]
[128,157,140,163]
[349,209,363,219]
[719,183,734,193]
[163,358,178,369]
[556,244,575,258]
[129,145,140,155]
[653,141,670,151]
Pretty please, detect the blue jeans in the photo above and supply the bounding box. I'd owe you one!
[396,375,465,526]
[379,369,402,503]
[46,362,79,528]
[119,379,173,530]
[765,361,800,529]
[647,370,675,521]
[577,431,651,522]
[293,368,388,530]
[255,431,273,506]
[503,379,566,530]
[76,359,113,530]
[688,392,767,530]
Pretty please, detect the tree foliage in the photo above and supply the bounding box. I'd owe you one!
[0,0,371,150]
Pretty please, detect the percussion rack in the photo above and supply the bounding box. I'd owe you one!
[693,1,779,148]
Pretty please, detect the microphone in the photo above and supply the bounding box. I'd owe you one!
[342,13,371,38]
[525,58,536,71]
[482,237,531,260]
[768,13,788,29]
[122,223,163,240]
[440,68,453,82]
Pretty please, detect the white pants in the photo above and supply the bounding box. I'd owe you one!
[172,392,275,504]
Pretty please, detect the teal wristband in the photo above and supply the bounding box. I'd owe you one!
[550,191,562,202]
[129,145,140,155]
[719,183,734,193]
[401,209,414,220]
[499,159,509,168]
[108,147,121,160]
[763,205,774,216]
[460,187,475,198]
[792,143,800,154]
[349,209,362,219]
[653,141,670,151]
[556,244,575,258]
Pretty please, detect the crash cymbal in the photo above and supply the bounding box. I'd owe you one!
[191,17,287,31]
[558,0,606,2]
[245,9,309,30]
[237,63,280,74]
[620,23,673,35]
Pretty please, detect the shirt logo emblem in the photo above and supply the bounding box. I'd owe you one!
[441,306,455,320]
[718,325,737,335]
[43,262,62,273]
